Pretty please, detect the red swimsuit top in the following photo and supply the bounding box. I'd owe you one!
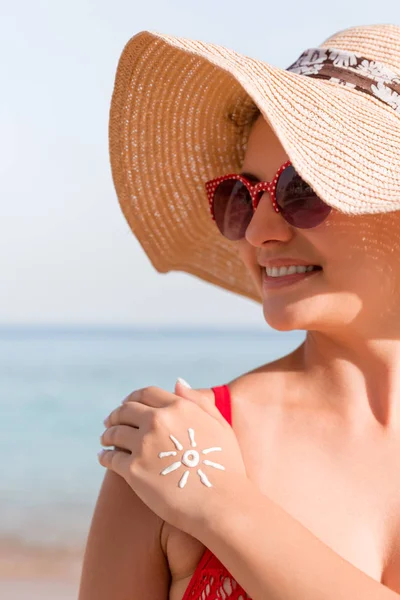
[181,384,252,600]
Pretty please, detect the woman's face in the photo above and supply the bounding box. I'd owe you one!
[236,114,400,336]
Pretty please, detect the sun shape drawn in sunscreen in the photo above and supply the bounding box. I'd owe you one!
[158,428,225,488]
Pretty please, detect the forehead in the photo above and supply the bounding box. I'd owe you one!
[241,115,290,180]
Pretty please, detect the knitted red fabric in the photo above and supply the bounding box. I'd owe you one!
[181,385,251,599]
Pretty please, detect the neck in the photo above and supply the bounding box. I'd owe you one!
[299,329,400,434]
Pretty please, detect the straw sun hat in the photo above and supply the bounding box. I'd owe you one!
[108,24,400,304]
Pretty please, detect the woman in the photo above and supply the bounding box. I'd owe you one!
[79,24,400,599]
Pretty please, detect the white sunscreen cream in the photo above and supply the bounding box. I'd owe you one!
[158,428,225,488]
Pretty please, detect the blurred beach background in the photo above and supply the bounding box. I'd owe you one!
[0,326,304,598]
[2,0,398,597]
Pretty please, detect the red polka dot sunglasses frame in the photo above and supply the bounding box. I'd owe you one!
[204,159,332,239]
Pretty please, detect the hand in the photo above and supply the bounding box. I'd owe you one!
[98,380,247,535]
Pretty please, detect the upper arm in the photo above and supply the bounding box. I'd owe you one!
[78,469,170,600]
[79,387,217,600]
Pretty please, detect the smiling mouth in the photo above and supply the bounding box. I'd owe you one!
[265,265,322,277]
[262,266,323,289]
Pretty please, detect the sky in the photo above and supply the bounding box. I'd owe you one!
[1,0,399,327]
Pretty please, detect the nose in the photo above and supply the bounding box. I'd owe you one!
[245,191,293,247]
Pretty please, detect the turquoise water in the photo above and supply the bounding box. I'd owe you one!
[0,326,305,552]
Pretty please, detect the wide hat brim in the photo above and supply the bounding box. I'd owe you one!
[109,28,400,304]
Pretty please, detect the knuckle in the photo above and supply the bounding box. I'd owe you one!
[147,409,162,429]
[174,397,187,411]
[121,392,132,404]
[141,385,158,401]
[146,385,159,394]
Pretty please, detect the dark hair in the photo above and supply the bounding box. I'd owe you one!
[226,100,261,130]
[224,98,262,163]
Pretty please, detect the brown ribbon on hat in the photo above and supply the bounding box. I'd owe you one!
[286,47,400,114]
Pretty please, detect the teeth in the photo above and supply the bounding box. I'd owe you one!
[266,265,318,277]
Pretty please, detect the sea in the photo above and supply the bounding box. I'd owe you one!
[0,326,306,556]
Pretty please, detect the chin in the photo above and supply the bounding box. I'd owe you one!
[261,304,315,332]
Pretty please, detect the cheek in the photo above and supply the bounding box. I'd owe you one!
[316,213,399,291]
[236,240,257,269]
[235,240,261,279]
[310,211,368,267]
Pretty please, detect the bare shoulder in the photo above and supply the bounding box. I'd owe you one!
[162,351,302,586]
[194,345,300,410]
[227,346,301,401]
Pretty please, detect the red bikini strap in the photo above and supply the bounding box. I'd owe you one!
[211,384,232,426]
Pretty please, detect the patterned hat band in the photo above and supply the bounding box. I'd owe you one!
[286,47,400,114]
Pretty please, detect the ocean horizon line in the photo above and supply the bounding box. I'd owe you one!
[0,323,291,338]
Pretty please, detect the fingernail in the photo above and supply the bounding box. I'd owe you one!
[177,377,192,389]
[97,449,106,458]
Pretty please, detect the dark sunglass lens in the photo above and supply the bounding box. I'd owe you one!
[212,179,253,240]
[276,165,331,228]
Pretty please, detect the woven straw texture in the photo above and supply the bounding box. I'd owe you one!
[108,24,400,304]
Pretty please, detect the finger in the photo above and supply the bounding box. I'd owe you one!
[174,382,229,426]
[105,400,150,428]
[97,447,131,478]
[122,386,176,408]
[101,425,137,452]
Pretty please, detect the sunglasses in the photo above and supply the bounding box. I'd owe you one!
[205,160,332,241]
